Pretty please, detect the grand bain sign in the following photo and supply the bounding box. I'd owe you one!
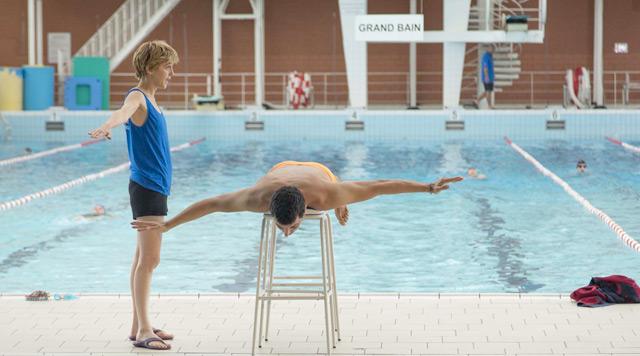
[355,15,424,42]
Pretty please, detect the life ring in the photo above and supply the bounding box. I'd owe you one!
[287,71,312,109]
[566,67,591,109]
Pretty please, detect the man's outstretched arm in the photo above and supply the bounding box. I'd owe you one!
[131,188,261,232]
[324,176,463,209]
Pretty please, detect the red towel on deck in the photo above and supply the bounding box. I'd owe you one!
[570,275,640,307]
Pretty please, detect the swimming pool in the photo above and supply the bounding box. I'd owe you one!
[1,111,639,293]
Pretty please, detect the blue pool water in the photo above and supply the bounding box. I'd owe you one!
[1,137,639,293]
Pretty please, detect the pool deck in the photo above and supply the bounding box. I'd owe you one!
[0,293,638,356]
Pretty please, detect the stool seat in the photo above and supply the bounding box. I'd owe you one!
[252,210,341,355]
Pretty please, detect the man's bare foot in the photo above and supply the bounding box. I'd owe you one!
[334,206,349,225]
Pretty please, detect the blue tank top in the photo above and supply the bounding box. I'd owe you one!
[481,52,494,83]
[125,88,172,196]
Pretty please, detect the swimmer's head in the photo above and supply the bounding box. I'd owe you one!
[24,147,32,154]
[467,168,478,177]
[270,186,305,236]
[576,159,587,173]
[94,204,106,215]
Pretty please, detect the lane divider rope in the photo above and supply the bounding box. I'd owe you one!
[504,136,640,253]
[606,136,640,154]
[0,137,206,212]
[0,139,105,167]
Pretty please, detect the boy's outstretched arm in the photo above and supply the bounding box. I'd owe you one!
[88,91,144,139]
[324,176,463,209]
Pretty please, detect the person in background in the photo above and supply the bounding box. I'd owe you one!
[475,46,495,109]
[576,159,587,174]
[467,168,487,180]
[82,204,107,219]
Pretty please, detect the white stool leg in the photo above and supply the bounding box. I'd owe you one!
[323,217,337,348]
[252,217,268,355]
[327,216,341,341]
[264,221,278,341]
[258,219,274,348]
[319,218,332,355]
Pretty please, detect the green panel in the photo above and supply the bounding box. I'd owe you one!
[72,57,110,109]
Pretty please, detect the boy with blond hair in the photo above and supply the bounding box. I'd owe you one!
[89,40,178,351]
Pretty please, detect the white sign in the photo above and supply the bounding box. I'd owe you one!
[47,32,71,64]
[355,15,423,42]
[614,42,628,54]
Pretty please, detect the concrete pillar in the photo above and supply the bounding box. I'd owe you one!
[339,0,368,108]
[409,0,417,108]
[593,0,604,106]
[213,0,222,96]
[442,0,471,108]
[28,0,36,65]
[36,0,43,65]
[254,0,264,107]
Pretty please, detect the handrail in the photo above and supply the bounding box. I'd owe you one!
[50,70,640,109]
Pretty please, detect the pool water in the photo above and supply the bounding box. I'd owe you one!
[1,138,639,293]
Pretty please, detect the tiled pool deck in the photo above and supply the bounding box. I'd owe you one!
[0,293,638,355]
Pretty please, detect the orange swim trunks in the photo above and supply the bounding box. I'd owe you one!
[270,161,337,182]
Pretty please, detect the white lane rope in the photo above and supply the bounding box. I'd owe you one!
[0,137,206,212]
[606,136,640,154]
[0,139,105,167]
[504,136,640,253]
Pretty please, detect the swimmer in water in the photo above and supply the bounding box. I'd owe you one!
[81,204,107,219]
[467,167,487,180]
[576,159,587,174]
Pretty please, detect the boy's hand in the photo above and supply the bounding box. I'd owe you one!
[89,126,112,140]
[131,219,168,233]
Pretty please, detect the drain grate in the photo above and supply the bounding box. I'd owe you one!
[445,120,465,130]
[546,120,565,130]
[345,120,364,131]
[45,121,65,131]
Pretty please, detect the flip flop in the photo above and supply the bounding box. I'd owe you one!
[129,328,174,341]
[132,337,171,350]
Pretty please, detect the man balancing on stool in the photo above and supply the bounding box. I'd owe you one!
[131,161,463,236]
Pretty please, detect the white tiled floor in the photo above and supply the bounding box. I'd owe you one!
[0,293,638,355]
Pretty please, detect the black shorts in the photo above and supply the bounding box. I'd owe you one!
[129,180,168,219]
[483,82,494,91]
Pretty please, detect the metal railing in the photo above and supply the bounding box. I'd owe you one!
[105,72,445,109]
[470,0,545,32]
[52,70,640,110]
[483,70,640,107]
[495,0,545,31]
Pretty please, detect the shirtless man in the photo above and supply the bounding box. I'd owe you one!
[131,161,463,236]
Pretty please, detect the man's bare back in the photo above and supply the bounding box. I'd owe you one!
[252,164,349,224]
